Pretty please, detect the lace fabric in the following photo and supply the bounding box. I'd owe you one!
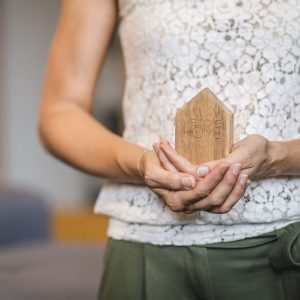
[94,0,300,245]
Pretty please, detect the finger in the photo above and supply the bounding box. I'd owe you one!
[224,138,257,168]
[152,187,171,202]
[210,173,249,214]
[159,141,209,178]
[152,188,184,212]
[161,162,230,212]
[190,162,230,202]
[153,187,209,213]
[159,140,226,178]
[146,165,196,191]
[159,140,196,173]
[153,143,178,172]
[185,163,241,212]
[203,163,242,207]
[199,159,223,172]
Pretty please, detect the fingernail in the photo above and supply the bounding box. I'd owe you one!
[239,174,248,185]
[152,143,159,154]
[159,138,169,145]
[182,176,195,189]
[197,166,209,177]
[232,164,241,175]
[220,165,229,174]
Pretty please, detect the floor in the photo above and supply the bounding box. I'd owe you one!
[0,242,105,300]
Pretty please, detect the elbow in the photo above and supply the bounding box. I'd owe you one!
[37,102,58,156]
[38,115,53,154]
[37,97,63,155]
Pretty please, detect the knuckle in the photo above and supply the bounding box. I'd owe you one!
[158,193,167,203]
[152,188,167,200]
[182,204,196,214]
[165,174,180,189]
[225,174,237,184]
[144,170,153,182]
[232,188,244,198]
[168,178,179,189]
[219,206,231,214]
[195,186,209,198]
[165,195,184,212]
[168,202,184,212]
[243,150,252,162]
[208,195,223,206]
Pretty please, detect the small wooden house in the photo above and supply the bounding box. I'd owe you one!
[175,88,233,165]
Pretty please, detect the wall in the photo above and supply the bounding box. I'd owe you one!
[0,0,124,206]
[0,0,5,182]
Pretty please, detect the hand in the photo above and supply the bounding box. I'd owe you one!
[155,140,250,214]
[138,149,196,197]
[194,134,272,181]
[139,150,237,213]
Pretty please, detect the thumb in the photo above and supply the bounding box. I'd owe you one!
[224,145,246,164]
[197,144,246,176]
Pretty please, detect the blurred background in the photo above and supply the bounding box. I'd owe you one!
[0,1,124,298]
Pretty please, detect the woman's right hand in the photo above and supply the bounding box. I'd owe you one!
[139,149,233,213]
[139,149,197,189]
[151,141,249,214]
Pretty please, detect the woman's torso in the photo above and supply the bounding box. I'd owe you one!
[94,0,300,245]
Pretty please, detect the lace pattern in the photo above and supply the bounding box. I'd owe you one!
[94,0,300,245]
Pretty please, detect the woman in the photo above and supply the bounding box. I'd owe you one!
[39,0,300,299]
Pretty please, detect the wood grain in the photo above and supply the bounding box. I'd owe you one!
[175,88,233,165]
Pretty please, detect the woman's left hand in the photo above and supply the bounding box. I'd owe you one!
[202,134,274,180]
[158,134,273,181]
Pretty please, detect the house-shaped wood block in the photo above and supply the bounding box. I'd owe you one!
[175,88,233,165]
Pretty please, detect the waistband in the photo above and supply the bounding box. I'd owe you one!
[107,218,299,246]
[205,221,300,249]
[269,221,300,269]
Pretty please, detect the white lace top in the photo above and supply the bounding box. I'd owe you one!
[94,0,300,245]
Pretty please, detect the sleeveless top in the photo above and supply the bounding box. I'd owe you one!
[94,0,300,245]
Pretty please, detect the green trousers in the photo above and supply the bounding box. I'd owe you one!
[98,222,300,300]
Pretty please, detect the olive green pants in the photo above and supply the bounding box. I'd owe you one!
[98,222,300,300]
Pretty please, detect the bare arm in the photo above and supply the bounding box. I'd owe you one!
[39,0,201,194]
[39,0,145,181]
[269,140,300,176]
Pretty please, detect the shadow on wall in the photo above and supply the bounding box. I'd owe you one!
[0,2,124,298]
[0,0,125,208]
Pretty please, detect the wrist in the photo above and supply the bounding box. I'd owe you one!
[114,140,146,183]
[136,148,149,179]
[129,146,146,183]
[267,141,289,176]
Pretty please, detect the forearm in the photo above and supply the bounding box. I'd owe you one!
[39,102,144,182]
[268,139,300,176]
